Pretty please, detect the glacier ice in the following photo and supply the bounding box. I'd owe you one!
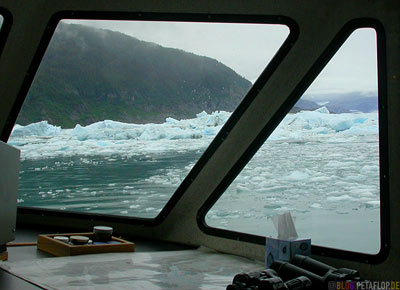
[12,107,380,255]
[9,108,378,160]
[11,121,61,137]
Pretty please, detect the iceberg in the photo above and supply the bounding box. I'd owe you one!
[270,108,378,141]
[11,121,61,137]
[8,108,379,160]
[68,111,231,142]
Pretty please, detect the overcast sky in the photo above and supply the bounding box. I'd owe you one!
[64,20,377,98]
[305,28,377,98]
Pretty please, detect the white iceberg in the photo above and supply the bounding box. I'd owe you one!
[11,121,61,137]
[8,108,379,160]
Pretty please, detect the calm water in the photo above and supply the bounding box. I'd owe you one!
[18,151,201,217]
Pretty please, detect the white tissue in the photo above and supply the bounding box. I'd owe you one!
[271,211,298,240]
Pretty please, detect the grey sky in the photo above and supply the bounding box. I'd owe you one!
[64,20,377,97]
[304,28,377,98]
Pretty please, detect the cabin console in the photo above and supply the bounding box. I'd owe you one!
[0,141,20,259]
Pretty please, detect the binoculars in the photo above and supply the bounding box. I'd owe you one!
[271,254,360,289]
[227,268,312,290]
[227,255,361,290]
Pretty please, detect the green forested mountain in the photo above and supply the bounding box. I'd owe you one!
[18,23,252,127]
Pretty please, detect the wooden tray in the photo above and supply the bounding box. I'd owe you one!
[37,233,135,257]
[0,251,8,261]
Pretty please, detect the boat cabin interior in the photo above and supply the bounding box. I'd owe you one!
[0,0,399,289]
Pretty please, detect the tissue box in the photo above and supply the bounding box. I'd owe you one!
[265,237,311,268]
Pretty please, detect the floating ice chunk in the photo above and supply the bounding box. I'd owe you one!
[345,175,366,182]
[237,185,250,192]
[277,109,378,140]
[165,117,179,124]
[315,106,330,114]
[196,111,208,118]
[195,111,230,127]
[68,111,230,142]
[326,195,352,202]
[360,165,379,174]
[349,188,375,197]
[139,127,167,140]
[251,176,266,183]
[366,200,380,207]
[73,124,89,141]
[274,206,295,211]
[145,207,156,212]
[326,160,346,168]
[354,117,368,124]
[309,176,331,182]
[329,119,354,132]
[286,170,309,181]
[11,121,61,137]
[96,141,110,147]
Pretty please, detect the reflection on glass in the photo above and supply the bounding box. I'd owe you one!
[9,20,289,218]
[206,28,380,254]
[0,15,3,28]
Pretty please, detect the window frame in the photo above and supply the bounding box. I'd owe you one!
[0,7,13,62]
[3,11,299,227]
[197,18,390,264]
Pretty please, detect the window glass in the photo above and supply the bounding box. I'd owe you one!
[9,20,289,218]
[206,28,380,254]
[0,15,3,28]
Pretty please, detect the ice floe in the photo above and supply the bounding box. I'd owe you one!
[9,109,378,160]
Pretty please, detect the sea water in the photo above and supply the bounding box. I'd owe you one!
[9,109,381,253]
[17,152,201,216]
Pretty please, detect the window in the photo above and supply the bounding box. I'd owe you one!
[205,28,381,254]
[9,19,289,218]
[0,12,9,56]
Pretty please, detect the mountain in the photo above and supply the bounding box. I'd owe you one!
[18,23,251,127]
[293,93,378,113]
[319,93,378,113]
[290,99,321,113]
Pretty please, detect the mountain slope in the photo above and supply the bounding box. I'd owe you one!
[300,93,378,113]
[19,23,251,127]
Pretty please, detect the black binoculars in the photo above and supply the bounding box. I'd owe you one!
[227,255,361,290]
[270,255,360,290]
[227,268,312,290]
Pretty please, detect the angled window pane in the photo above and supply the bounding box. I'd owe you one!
[206,28,380,254]
[9,20,289,218]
